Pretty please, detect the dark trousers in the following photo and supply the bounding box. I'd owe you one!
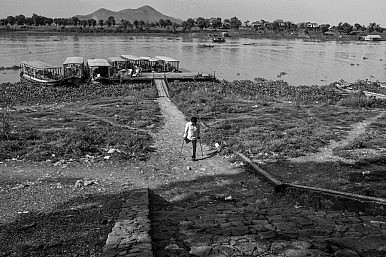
[191,140,197,159]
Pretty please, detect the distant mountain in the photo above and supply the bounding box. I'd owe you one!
[75,5,182,24]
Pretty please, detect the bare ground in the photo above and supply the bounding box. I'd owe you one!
[0,96,253,256]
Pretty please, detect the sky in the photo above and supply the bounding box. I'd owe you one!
[0,0,385,27]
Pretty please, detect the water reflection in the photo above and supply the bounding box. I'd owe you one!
[0,34,385,85]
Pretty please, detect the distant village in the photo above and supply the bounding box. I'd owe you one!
[0,12,384,40]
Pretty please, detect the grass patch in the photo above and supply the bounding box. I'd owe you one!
[168,80,378,159]
[0,82,160,162]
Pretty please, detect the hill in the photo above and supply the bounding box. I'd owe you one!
[75,5,182,24]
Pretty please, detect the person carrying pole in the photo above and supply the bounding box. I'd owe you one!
[183,116,201,161]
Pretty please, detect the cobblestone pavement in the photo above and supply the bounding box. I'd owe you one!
[145,96,386,256]
[150,172,386,257]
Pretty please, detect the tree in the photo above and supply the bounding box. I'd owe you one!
[319,24,330,33]
[45,18,53,26]
[6,16,16,26]
[32,13,38,26]
[159,19,165,27]
[196,17,208,30]
[164,19,172,27]
[107,16,115,27]
[354,23,362,31]
[133,20,139,29]
[337,22,353,34]
[271,20,282,31]
[210,17,222,30]
[223,19,231,29]
[15,14,26,26]
[81,20,87,27]
[186,18,195,29]
[244,20,249,27]
[171,22,178,32]
[230,17,242,29]
[139,20,145,30]
[71,17,79,26]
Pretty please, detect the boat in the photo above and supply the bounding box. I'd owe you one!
[63,57,85,84]
[198,44,215,48]
[212,37,226,43]
[87,59,111,84]
[362,35,382,41]
[155,56,180,72]
[107,56,128,80]
[20,61,63,85]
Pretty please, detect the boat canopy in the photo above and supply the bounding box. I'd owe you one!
[121,55,141,61]
[107,57,126,63]
[87,59,110,67]
[138,56,152,61]
[63,57,84,65]
[20,61,61,69]
[155,56,179,70]
[155,56,179,63]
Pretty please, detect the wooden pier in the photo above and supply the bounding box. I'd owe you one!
[114,71,218,84]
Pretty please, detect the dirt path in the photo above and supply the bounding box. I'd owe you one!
[138,96,247,201]
[290,111,386,163]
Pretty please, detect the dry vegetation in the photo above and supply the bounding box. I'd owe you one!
[168,79,386,198]
[0,82,161,162]
[0,81,162,256]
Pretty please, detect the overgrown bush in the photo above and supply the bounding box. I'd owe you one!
[338,95,386,108]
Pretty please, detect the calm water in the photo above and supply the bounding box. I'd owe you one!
[0,34,385,85]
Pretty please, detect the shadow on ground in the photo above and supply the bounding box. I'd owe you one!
[0,189,136,256]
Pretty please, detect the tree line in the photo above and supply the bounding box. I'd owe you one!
[0,13,383,34]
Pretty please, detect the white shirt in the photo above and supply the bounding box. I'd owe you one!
[184,122,200,140]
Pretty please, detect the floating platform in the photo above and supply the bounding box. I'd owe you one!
[111,72,218,83]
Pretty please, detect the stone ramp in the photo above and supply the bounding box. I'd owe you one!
[150,182,386,257]
[101,189,153,257]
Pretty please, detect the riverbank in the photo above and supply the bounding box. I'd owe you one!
[1,79,386,255]
[2,26,384,42]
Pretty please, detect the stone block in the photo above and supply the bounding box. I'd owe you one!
[189,245,212,257]
[258,231,276,240]
[273,222,297,233]
[230,226,249,236]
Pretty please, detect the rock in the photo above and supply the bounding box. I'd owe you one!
[75,180,84,188]
[11,184,29,190]
[164,244,180,250]
[104,156,111,160]
[189,245,212,256]
[84,180,97,186]
[19,222,37,231]
[334,249,360,257]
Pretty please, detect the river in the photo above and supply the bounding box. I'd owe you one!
[0,33,385,85]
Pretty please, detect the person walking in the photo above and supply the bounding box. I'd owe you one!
[183,116,200,161]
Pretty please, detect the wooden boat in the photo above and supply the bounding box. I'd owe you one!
[212,37,226,43]
[108,56,128,80]
[87,59,111,84]
[63,57,85,84]
[20,61,62,85]
[155,56,180,72]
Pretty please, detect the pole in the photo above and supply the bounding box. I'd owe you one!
[179,138,185,157]
[199,139,203,156]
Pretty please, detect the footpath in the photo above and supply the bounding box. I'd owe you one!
[102,89,386,257]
